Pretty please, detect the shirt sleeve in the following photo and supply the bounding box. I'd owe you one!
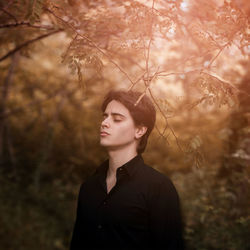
[148,177,185,250]
[70,183,84,250]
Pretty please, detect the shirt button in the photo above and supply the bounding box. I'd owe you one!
[98,224,102,229]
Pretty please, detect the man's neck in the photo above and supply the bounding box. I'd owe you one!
[107,148,138,179]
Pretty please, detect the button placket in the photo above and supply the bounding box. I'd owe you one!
[97,196,108,232]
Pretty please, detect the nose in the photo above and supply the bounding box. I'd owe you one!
[101,117,110,128]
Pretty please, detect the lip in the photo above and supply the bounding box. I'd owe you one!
[100,131,110,136]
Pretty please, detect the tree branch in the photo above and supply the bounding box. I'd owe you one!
[0,29,63,62]
[0,21,55,30]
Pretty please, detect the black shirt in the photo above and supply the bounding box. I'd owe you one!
[70,154,184,250]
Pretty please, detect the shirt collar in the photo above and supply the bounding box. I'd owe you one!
[120,154,144,177]
[96,154,144,178]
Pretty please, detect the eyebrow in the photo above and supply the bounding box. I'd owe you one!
[103,112,126,118]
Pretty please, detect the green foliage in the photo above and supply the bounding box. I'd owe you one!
[177,163,250,250]
[0,172,75,250]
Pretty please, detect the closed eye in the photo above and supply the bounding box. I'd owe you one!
[102,112,125,122]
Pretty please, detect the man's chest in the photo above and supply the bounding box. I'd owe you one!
[80,179,150,229]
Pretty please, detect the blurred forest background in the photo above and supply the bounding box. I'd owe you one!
[0,0,249,249]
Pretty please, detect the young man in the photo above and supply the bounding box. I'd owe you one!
[70,89,184,250]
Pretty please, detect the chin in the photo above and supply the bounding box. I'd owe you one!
[100,142,119,150]
[100,140,110,147]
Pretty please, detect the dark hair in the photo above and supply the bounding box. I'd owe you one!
[101,89,156,154]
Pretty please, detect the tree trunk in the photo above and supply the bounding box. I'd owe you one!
[0,52,19,169]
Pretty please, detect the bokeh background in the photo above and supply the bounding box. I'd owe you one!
[0,0,249,249]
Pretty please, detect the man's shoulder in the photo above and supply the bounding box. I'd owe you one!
[140,162,168,179]
[141,164,175,192]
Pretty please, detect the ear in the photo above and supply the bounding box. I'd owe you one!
[135,126,147,139]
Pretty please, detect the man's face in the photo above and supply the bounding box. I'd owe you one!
[100,100,138,151]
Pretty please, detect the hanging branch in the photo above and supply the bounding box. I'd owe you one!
[202,71,250,98]
[157,68,250,98]
[139,0,182,146]
[61,33,78,63]
[45,7,135,87]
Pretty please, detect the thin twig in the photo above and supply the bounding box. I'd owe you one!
[141,34,148,63]
[128,71,147,91]
[104,48,144,71]
[186,96,208,110]
[134,0,156,105]
[155,124,170,144]
[0,8,17,22]
[206,43,229,69]
[148,87,184,152]
[134,68,159,106]
[157,69,203,77]
[134,91,146,107]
